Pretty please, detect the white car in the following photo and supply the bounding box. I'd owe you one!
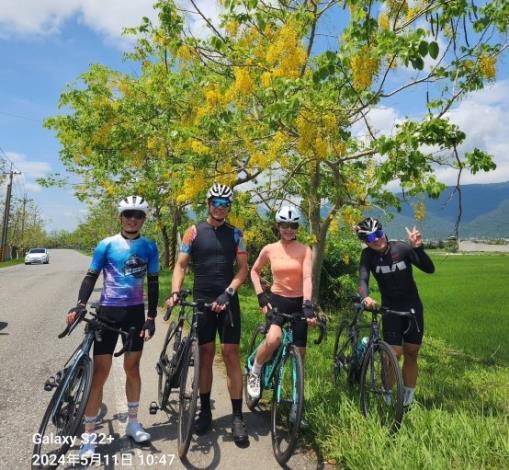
[25,248,50,265]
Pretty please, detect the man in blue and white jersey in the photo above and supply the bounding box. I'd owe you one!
[67,195,159,458]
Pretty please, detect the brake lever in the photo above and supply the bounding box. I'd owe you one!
[114,326,137,357]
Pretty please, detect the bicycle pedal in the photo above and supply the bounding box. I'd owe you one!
[149,401,159,415]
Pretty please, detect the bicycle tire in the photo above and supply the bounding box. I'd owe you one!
[177,337,200,459]
[244,323,266,411]
[32,354,92,469]
[157,321,181,410]
[270,344,304,466]
[359,340,404,432]
[333,319,358,386]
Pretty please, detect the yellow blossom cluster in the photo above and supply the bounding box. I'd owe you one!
[233,67,254,94]
[103,180,116,197]
[176,170,206,203]
[176,45,195,61]
[351,46,380,91]
[225,19,240,36]
[264,21,307,80]
[405,6,421,23]
[386,0,409,19]
[341,205,362,227]
[412,201,427,221]
[379,12,390,30]
[190,139,210,155]
[479,54,497,79]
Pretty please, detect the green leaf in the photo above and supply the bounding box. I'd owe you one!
[429,41,439,59]
[419,41,429,57]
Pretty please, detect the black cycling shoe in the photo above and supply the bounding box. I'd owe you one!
[232,416,249,445]
[193,410,212,436]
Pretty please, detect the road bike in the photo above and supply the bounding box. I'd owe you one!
[32,307,135,469]
[244,308,325,466]
[333,297,417,432]
[151,289,213,460]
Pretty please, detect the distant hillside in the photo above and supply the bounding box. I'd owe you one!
[372,181,509,240]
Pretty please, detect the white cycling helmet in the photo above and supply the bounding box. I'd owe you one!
[117,195,149,215]
[275,206,300,223]
[207,183,234,201]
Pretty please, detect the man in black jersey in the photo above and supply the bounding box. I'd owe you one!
[167,184,249,444]
[355,217,435,406]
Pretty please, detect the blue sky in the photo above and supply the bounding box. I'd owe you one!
[1,1,508,232]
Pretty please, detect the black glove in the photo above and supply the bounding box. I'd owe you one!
[214,290,232,308]
[302,300,315,319]
[142,318,156,337]
[257,292,270,308]
[68,304,86,316]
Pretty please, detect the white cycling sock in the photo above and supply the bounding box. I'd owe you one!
[251,360,262,376]
[404,386,415,405]
[128,401,139,424]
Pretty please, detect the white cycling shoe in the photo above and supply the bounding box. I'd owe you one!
[247,372,261,400]
[126,422,151,443]
[79,440,97,459]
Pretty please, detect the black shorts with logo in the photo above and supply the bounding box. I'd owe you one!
[382,298,424,346]
[195,291,241,345]
[94,304,145,356]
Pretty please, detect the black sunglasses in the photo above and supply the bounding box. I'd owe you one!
[122,210,146,220]
[279,222,299,230]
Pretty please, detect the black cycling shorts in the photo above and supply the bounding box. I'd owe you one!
[195,292,241,345]
[94,304,145,356]
[266,293,308,348]
[382,299,424,346]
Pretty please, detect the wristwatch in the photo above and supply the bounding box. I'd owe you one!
[226,287,236,296]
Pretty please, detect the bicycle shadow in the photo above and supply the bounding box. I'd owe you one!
[0,321,8,335]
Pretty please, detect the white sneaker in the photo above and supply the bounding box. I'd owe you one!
[247,372,261,399]
[79,440,97,459]
[126,422,151,443]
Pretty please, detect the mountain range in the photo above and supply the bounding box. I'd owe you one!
[376,181,509,240]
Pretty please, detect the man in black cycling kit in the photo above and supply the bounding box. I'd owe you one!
[67,196,159,458]
[355,217,435,406]
[167,183,249,445]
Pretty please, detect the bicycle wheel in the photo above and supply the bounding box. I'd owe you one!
[244,324,266,411]
[270,344,304,466]
[157,321,181,410]
[32,354,92,468]
[333,320,358,385]
[177,337,200,459]
[359,340,404,432]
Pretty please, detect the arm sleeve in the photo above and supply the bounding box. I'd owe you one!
[358,249,371,299]
[180,225,197,254]
[77,270,100,305]
[408,245,435,273]
[234,228,247,256]
[147,273,159,317]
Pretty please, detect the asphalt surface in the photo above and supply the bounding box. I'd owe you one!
[0,249,326,469]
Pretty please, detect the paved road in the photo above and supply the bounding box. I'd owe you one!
[0,249,325,469]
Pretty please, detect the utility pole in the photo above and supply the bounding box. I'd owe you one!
[20,193,27,256]
[1,164,22,261]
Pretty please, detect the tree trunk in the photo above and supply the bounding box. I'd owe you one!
[167,206,182,271]
[160,225,170,269]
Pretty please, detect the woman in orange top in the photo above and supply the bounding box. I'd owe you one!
[247,206,316,400]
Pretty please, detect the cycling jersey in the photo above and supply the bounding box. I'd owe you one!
[89,233,159,307]
[180,221,246,294]
[254,241,312,298]
[358,241,435,305]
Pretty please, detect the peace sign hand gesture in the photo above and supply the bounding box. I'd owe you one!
[405,226,423,248]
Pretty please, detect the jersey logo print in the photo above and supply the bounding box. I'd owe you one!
[376,260,407,274]
[124,256,147,278]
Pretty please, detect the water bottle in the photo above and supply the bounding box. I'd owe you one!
[356,336,369,359]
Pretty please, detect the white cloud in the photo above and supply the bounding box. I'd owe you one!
[6,151,51,178]
[0,0,158,39]
[0,0,224,41]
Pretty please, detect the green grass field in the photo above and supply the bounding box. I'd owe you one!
[0,258,23,268]
[159,254,509,468]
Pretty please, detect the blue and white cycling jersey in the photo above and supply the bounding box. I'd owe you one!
[89,233,159,307]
